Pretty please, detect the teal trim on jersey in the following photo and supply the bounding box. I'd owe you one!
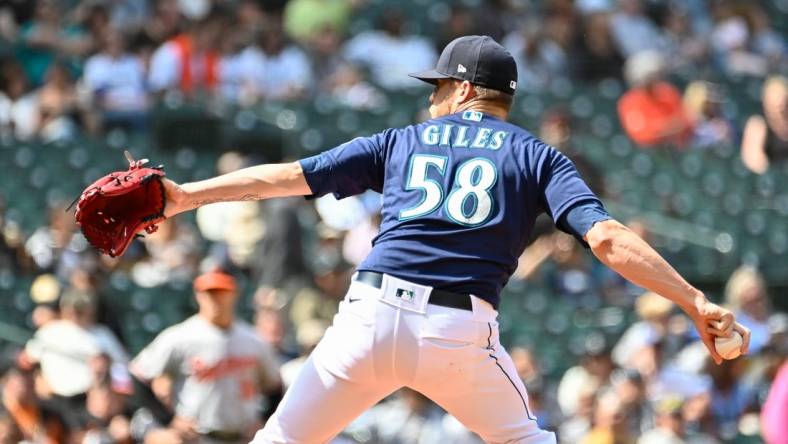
[398,154,448,221]
[444,157,498,227]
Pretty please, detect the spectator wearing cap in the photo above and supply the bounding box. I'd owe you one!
[617,50,693,147]
[130,271,282,444]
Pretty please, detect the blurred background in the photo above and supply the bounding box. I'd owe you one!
[0,0,786,443]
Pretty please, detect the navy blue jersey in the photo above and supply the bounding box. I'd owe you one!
[300,111,604,308]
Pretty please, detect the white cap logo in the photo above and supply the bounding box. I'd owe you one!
[457,64,467,73]
[510,80,517,90]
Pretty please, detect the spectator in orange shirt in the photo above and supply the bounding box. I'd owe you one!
[617,51,693,148]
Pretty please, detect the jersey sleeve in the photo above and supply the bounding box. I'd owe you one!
[298,130,389,199]
[130,328,180,381]
[535,141,602,224]
[557,200,613,247]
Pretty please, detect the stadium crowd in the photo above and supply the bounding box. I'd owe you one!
[0,0,786,443]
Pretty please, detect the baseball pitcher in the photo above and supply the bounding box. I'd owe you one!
[159,36,751,444]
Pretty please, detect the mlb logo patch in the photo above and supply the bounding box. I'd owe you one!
[462,111,483,122]
[395,288,415,302]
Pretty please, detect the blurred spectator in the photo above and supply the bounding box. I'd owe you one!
[238,22,312,103]
[101,0,150,33]
[502,19,567,91]
[544,232,598,303]
[345,388,482,444]
[130,271,281,443]
[131,218,200,288]
[83,29,149,131]
[661,7,708,74]
[611,368,652,436]
[24,290,128,399]
[254,198,309,289]
[18,0,91,87]
[707,359,756,438]
[581,389,635,444]
[343,10,437,90]
[539,107,604,194]
[636,398,680,444]
[325,62,388,110]
[1,357,67,443]
[613,291,673,369]
[682,81,735,148]
[148,9,227,96]
[558,346,612,420]
[0,196,29,272]
[140,0,183,46]
[255,307,298,363]
[196,152,267,273]
[36,60,91,141]
[724,265,772,354]
[279,318,327,389]
[81,354,133,444]
[617,51,693,147]
[761,361,788,444]
[284,0,353,44]
[0,59,40,140]
[608,0,664,58]
[571,12,625,82]
[709,4,783,77]
[290,253,351,328]
[747,6,786,70]
[29,273,60,328]
[741,75,788,174]
[24,204,80,274]
[436,6,476,53]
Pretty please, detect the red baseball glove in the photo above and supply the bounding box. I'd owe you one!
[74,151,167,257]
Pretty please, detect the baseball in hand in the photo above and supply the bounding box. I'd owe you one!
[715,331,743,360]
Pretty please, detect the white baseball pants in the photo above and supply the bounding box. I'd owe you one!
[252,274,556,444]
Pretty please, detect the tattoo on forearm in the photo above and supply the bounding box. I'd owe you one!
[191,193,264,207]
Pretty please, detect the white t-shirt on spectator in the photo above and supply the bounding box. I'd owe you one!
[26,320,127,396]
[83,53,148,111]
[238,45,312,101]
[343,31,437,90]
[0,92,40,140]
[148,41,181,92]
[131,316,281,433]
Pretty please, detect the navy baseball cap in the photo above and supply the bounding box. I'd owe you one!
[409,35,518,95]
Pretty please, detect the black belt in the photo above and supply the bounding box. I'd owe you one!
[355,271,473,311]
[202,430,244,442]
